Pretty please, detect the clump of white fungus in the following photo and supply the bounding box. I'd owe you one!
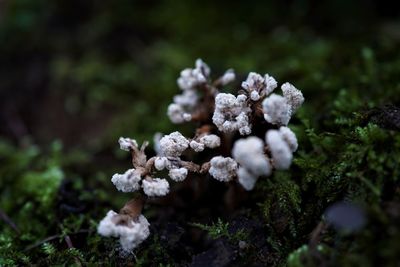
[99,58,305,253]
[220,69,236,86]
[189,140,205,152]
[168,168,188,182]
[118,137,138,151]
[209,156,238,182]
[278,126,298,152]
[262,83,304,126]
[190,134,221,152]
[237,167,258,191]
[154,156,169,171]
[212,93,251,135]
[97,211,150,252]
[159,131,189,157]
[167,59,210,124]
[281,82,304,112]
[241,72,277,101]
[177,59,210,90]
[266,127,298,170]
[111,169,141,193]
[232,136,272,190]
[167,103,192,124]
[262,94,292,126]
[142,178,170,197]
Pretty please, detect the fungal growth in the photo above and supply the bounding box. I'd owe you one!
[98,59,304,251]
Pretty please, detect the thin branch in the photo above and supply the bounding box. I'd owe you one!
[144,156,156,175]
[64,235,74,248]
[0,208,19,234]
[119,196,146,219]
[24,229,90,251]
[64,235,83,267]
[180,160,201,173]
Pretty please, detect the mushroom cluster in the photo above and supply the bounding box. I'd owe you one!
[98,59,304,252]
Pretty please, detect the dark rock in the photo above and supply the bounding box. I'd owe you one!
[367,105,400,131]
[159,222,185,248]
[325,202,366,232]
[57,179,87,218]
[190,239,236,267]
[228,216,267,248]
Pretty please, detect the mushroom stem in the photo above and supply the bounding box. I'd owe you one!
[119,195,146,219]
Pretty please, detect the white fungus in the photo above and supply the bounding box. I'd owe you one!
[118,137,138,151]
[97,211,150,251]
[232,136,272,190]
[232,137,271,176]
[266,129,293,170]
[220,69,236,85]
[232,137,264,163]
[167,103,192,124]
[262,94,292,126]
[281,82,304,112]
[247,155,272,177]
[279,126,298,152]
[199,134,221,148]
[195,58,211,78]
[111,169,141,192]
[242,72,263,90]
[183,113,192,121]
[177,58,209,90]
[237,167,258,191]
[173,89,199,108]
[168,168,188,182]
[190,140,205,152]
[153,132,163,155]
[159,131,189,157]
[250,90,261,101]
[167,90,196,124]
[142,178,170,197]
[261,82,304,126]
[154,157,169,171]
[168,59,211,124]
[264,74,279,95]
[100,61,305,252]
[209,156,238,182]
[212,93,252,135]
[241,72,277,101]
[190,134,221,152]
[167,92,195,124]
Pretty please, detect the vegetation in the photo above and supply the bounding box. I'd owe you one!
[0,0,399,266]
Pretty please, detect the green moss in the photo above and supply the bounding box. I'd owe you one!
[190,218,249,243]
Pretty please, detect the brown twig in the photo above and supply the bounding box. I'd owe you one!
[180,160,201,173]
[308,221,328,267]
[0,208,19,234]
[144,156,156,175]
[309,221,327,249]
[24,230,90,251]
[64,235,74,248]
[119,196,146,219]
[131,142,148,168]
[199,162,211,174]
[64,235,83,267]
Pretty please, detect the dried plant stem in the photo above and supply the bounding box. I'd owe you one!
[0,208,19,234]
[119,196,146,219]
[24,230,90,251]
[64,235,83,267]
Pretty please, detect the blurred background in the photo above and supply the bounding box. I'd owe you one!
[1,0,400,266]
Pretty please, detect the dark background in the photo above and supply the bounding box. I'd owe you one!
[1,0,399,146]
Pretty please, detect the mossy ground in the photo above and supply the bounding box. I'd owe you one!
[0,1,400,266]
